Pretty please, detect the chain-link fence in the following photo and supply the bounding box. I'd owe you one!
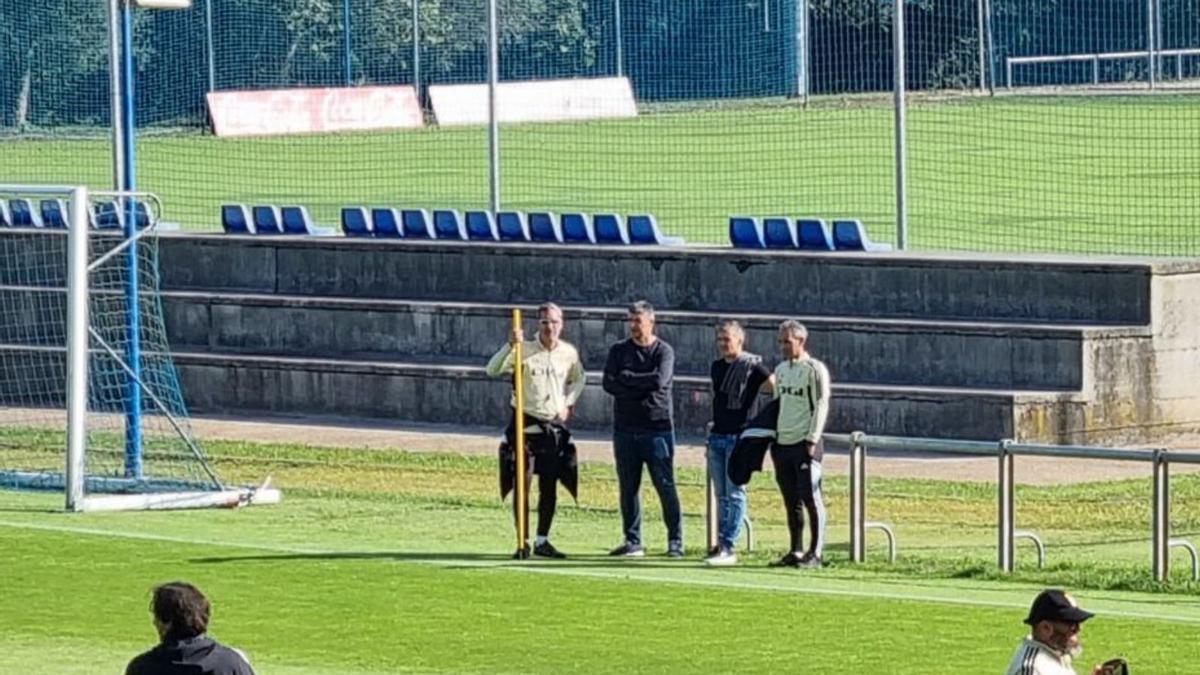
[1,0,1197,255]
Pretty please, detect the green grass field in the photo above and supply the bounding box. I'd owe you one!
[3,94,1199,255]
[3,436,1200,673]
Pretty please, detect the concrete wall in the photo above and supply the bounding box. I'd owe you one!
[159,236,1184,323]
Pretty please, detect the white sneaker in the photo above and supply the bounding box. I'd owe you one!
[705,549,738,567]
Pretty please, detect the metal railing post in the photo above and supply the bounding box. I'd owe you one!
[1153,448,1170,581]
[998,439,1015,572]
[849,431,866,563]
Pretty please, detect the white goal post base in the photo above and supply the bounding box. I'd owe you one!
[0,470,282,511]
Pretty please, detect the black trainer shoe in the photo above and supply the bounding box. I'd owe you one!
[608,542,646,557]
[797,552,824,568]
[768,552,803,568]
[512,544,531,560]
[667,541,685,558]
[533,541,567,559]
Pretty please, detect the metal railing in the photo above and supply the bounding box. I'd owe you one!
[829,432,1200,582]
[1006,48,1200,88]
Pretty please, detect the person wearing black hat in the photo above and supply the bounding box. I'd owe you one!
[1004,589,1127,675]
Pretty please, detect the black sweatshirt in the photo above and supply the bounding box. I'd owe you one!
[602,338,675,433]
[126,635,255,675]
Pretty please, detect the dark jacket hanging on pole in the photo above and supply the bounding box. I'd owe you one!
[498,413,579,501]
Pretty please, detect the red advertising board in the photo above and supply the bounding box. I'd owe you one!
[206,86,423,138]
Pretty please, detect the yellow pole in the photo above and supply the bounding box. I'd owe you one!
[512,309,528,554]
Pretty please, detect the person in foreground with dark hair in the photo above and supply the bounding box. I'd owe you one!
[1004,588,1128,675]
[126,581,255,675]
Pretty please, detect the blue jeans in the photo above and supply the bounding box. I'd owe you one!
[613,430,683,547]
[707,433,748,550]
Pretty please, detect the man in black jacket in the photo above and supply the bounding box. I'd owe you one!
[126,582,255,675]
[602,300,683,557]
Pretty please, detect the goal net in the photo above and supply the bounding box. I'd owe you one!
[0,185,279,511]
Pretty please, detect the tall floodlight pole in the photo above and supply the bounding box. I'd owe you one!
[614,0,624,77]
[115,0,145,479]
[487,0,501,215]
[892,0,908,250]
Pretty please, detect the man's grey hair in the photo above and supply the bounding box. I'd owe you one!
[716,319,744,338]
[628,300,655,320]
[538,302,562,319]
[779,319,808,341]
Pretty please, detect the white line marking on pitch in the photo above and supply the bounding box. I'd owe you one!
[3,518,1198,625]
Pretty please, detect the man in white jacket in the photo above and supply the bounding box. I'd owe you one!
[486,302,585,559]
[1005,589,1119,675]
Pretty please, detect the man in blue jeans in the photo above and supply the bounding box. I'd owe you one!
[705,320,773,567]
[602,300,683,557]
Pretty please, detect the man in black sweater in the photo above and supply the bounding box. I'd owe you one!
[602,300,683,557]
[126,582,255,675]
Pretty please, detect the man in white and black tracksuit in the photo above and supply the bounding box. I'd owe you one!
[769,319,831,568]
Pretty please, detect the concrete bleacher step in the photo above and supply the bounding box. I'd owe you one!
[172,351,1083,442]
[162,291,1149,393]
[160,234,1180,324]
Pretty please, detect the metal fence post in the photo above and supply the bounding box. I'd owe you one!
[1147,0,1157,88]
[998,439,1014,572]
[1153,448,1170,581]
[849,431,866,563]
[613,0,624,78]
[343,0,353,85]
[486,0,501,215]
[975,0,987,92]
[412,0,421,105]
[892,0,908,250]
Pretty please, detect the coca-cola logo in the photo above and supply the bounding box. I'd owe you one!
[208,86,423,138]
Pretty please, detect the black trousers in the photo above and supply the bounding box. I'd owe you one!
[771,441,826,557]
[512,433,560,539]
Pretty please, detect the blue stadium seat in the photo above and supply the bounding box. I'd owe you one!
[465,211,499,241]
[252,205,283,235]
[433,210,467,240]
[560,213,595,244]
[341,207,372,237]
[763,217,798,249]
[528,212,563,243]
[222,204,254,234]
[402,209,434,239]
[497,212,530,242]
[593,214,629,245]
[280,206,333,235]
[796,218,834,251]
[371,208,403,238]
[729,217,765,249]
[40,199,68,229]
[92,201,122,230]
[0,200,11,228]
[9,199,42,228]
[833,219,893,252]
[628,214,684,246]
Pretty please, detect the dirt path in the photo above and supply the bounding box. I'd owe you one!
[185,414,1200,486]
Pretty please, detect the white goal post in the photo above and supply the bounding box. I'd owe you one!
[0,184,280,512]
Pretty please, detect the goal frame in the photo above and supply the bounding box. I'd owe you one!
[1,184,280,512]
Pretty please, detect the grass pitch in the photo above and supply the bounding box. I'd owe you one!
[3,94,1199,255]
[2,436,1199,673]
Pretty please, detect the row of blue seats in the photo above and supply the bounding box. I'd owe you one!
[221,205,334,236]
[0,198,149,230]
[729,216,892,252]
[222,203,682,246]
